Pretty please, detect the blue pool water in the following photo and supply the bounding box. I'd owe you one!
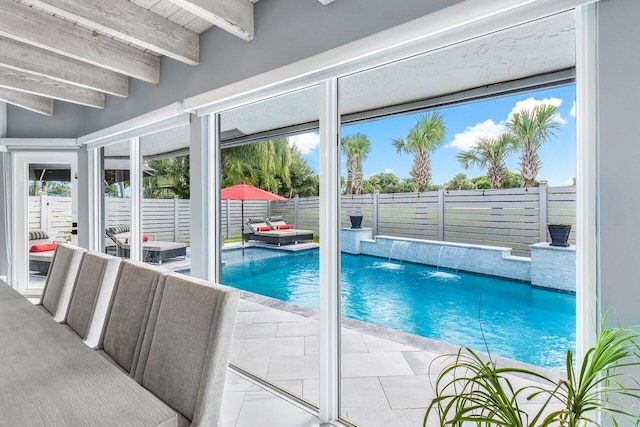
[218,248,575,369]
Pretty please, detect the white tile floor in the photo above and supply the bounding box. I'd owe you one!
[221,371,326,427]
[230,296,563,427]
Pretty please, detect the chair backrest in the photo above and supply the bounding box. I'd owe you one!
[266,216,288,229]
[40,244,87,322]
[246,217,269,233]
[65,252,122,348]
[105,225,131,250]
[99,260,166,376]
[136,273,239,426]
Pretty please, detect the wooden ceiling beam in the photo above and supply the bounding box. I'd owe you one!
[0,37,129,98]
[0,1,159,84]
[0,87,53,116]
[25,0,199,65]
[0,66,104,109]
[166,0,254,41]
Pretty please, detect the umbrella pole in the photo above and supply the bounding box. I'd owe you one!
[241,201,244,256]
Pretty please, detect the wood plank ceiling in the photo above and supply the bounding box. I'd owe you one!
[0,0,333,116]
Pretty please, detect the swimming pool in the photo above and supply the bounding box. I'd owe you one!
[220,247,575,369]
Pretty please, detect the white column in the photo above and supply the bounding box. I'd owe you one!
[209,114,221,283]
[129,137,142,261]
[87,148,102,251]
[319,78,340,423]
[575,3,598,362]
[0,102,6,138]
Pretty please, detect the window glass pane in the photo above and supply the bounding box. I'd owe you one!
[338,12,577,426]
[219,86,321,407]
[139,125,190,268]
[103,141,132,259]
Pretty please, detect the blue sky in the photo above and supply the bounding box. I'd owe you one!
[290,84,576,186]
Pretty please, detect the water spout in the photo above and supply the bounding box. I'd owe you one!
[436,245,468,272]
[388,240,412,264]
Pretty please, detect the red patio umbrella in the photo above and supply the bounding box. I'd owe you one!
[221,183,286,245]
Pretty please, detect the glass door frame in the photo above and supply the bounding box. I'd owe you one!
[10,150,78,297]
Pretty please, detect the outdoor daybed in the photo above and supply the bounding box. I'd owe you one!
[28,230,61,274]
[105,224,187,264]
[245,217,314,245]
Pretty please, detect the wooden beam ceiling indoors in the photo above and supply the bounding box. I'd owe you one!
[0,0,334,117]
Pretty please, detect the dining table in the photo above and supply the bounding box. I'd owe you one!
[0,279,178,426]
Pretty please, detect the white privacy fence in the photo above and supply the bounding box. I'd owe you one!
[271,184,575,256]
[29,185,576,255]
[28,196,73,239]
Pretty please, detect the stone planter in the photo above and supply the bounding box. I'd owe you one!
[349,215,363,229]
[548,224,571,247]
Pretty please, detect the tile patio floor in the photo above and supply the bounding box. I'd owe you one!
[229,295,564,427]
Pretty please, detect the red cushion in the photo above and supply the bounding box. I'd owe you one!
[124,235,149,244]
[277,224,290,230]
[257,226,271,232]
[30,242,58,253]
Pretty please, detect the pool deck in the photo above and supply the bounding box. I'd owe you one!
[231,293,564,427]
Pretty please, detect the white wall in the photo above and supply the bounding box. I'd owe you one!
[597,0,640,328]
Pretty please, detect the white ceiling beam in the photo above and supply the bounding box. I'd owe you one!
[25,0,199,66]
[0,37,129,98]
[0,67,104,109]
[166,0,254,41]
[0,87,53,116]
[0,1,159,84]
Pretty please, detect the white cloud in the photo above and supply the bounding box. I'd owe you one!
[570,100,576,118]
[562,177,575,186]
[289,132,319,155]
[384,168,394,174]
[508,97,567,126]
[448,119,506,151]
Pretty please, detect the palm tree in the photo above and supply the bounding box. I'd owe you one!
[507,104,560,187]
[222,138,292,194]
[341,133,371,195]
[457,134,515,189]
[392,112,446,191]
[145,156,190,199]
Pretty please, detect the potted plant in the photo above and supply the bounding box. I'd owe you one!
[548,223,572,247]
[424,310,640,427]
[349,215,363,229]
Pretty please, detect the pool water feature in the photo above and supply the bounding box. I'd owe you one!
[219,247,575,369]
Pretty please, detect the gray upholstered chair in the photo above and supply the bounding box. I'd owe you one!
[134,273,239,427]
[64,252,122,348]
[39,244,87,322]
[97,260,167,376]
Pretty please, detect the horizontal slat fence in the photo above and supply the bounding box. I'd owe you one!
[34,185,576,256]
[377,192,440,240]
[28,196,72,239]
[547,186,577,245]
[444,187,541,254]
